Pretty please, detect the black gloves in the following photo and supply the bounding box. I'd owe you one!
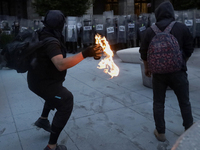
[82,44,102,60]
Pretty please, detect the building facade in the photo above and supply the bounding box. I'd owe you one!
[0,0,169,20]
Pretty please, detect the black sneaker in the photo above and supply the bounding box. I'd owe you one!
[44,145,67,150]
[34,118,51,133]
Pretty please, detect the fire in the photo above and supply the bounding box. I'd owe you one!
[95,34,119,78]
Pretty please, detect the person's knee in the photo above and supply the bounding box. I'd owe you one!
[60,91,74,111]
[53,92,74,128]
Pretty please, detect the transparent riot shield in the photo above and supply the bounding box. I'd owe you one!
[33,20,41,30]
[6,16,16,32]
[141,13,150,27]
[194,9,200,47]
[82,15,94,45]
[76,17,83,49]
[136,14,147,47]
[126,14,137,48]
[66,16,77,42]
[105,16,116,45]
[93,15,105,37]
[117,15,126,44]
[38,20,44,29]
[175,11,183,23]
[19,18,29,32]
[195,9,200,37]
[183,10,195,37]
[20,19,35,32]
[12,20,20,36]
[103,10,114,19]
[149,13,156,25]
[1,19,11,35]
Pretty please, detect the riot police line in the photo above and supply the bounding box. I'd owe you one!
[0,9,200,53]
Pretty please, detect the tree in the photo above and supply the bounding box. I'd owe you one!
[32,0,94,16]
[172,0,200,10]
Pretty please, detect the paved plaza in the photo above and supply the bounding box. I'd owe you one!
[0,48,200,150]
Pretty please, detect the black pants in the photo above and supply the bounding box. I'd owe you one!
[31,85,74,144]
[152,71,193,133]
[42,87,74,128]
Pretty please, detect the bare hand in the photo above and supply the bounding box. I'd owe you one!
[145,68,151,77]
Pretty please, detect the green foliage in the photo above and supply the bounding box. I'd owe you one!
[172,0,200,10]
[32,0,94,16]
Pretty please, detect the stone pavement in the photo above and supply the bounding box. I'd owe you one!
[0,48,200,150]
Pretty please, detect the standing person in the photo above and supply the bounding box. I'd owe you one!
[139,1,194,142]
[27,10,102,150]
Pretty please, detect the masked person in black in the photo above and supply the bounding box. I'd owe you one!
[27,10,102,150]
[139,2,194,142]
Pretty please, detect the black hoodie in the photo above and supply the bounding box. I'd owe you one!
[139,1,194,71]
[27,10,67,96]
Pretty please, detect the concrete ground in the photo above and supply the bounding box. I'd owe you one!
[0,48,200,150]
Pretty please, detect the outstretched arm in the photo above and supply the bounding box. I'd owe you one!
[51,44,102,71]
[51,52,84,71]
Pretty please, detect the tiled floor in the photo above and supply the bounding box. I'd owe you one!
[0,48,200,150]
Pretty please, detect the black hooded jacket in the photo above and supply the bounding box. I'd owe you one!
[27,10,67,97]
[139,1,194,71]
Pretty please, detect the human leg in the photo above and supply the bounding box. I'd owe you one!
[152,74,168,134]
[34,102,52,132]
[169,71,193,130]
[47,87,73,149]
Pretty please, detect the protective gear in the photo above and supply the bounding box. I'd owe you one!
[82,44,102,59]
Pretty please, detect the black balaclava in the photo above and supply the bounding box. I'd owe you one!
[42,10,65,42]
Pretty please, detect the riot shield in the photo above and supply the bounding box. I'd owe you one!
[141,13,150,27]
[175,11,183,23]
[194,9,200,47]
[21,19,36,32]
[76,17,83,49]
[149,13,156,25]
[65,16,77,42]
[19,18,29,32]
[1,20,11,35]
[33,20,41,30]
[117,15,126,44]
[183,10,195,37]
[82,15,94,45]
[136,14,147,47]
[103,10,114,19]
[195,9,200,37]
[105,16,117,45]
[93,15,105,37]
[6,16,15,31]
[126,14,137,48]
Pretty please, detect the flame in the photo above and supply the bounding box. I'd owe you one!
[95,34,119,78]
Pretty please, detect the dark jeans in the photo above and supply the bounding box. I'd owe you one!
[152,71,193,133]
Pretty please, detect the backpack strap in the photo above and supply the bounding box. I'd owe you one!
[151,24,162,35]
[151,21,176,34]
[42,37,59,44]
[163,21,176,33]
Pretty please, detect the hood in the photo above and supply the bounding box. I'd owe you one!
[155,1,175,30]
[41,10,65,42]
[43,10,65,31]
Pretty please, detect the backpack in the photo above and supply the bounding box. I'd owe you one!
[147,21,183,74]
[1,29,58,73]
